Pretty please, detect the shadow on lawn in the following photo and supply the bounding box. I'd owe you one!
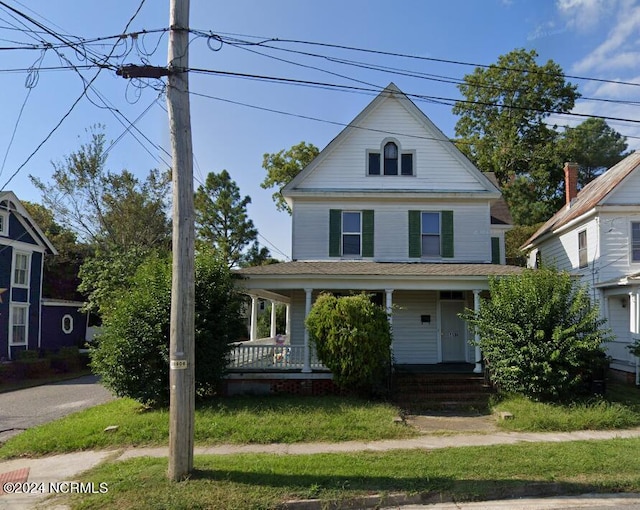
[189,468,599,502]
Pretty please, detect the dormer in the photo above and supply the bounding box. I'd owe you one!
[367,138,415,177]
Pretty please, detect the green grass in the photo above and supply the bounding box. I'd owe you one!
[492,383,640,431]
[0,395,416,459]
[58,438,640,509]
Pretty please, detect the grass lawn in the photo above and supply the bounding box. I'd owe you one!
[493,383,640,432]
[0,395,417,459]
[57,438,640,510]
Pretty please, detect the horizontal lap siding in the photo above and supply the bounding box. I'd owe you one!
[392,291,438,364]
[607,297,633,366]
[599,211,640,283]
[293,200,491,262]
[297,98,486,192]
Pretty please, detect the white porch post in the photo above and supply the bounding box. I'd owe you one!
[473,289,482,374]
[303,288,313,373]
[385,289,394,325]
[285,304,291,336]
[270,299,277,338]
[630,290,640,385]
[249,295,259,341]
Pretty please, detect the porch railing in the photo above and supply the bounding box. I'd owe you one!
[227,338,326,371]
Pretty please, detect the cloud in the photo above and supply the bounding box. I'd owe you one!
[570,0,640,73]
[557,0,612,31]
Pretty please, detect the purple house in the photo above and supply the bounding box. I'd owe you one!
[0,191,88,360]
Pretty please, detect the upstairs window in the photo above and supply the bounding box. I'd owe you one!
[408,210,454,259]
[367,141,414,176]
[342,212,362,256]
[13,252,30,287]
[421,212,441,257]
[632,222,640,263]
[578,230,588,268]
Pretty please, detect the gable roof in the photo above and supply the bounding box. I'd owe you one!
[282,82,500,196]
[0,191,58,254]
[522,151,640,249]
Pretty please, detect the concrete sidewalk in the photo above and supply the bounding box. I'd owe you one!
[2,427,640,509]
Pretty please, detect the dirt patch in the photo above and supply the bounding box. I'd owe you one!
[405,411,500,434]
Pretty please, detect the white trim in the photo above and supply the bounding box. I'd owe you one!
[62,314,74,334]
[341,210,362,257]
[0,191,57,254]
[9,303,29,348]
[38,251,44,349]
[41,299,85,308]
[11,250,31,288]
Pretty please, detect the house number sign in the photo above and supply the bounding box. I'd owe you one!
[170,360,188,370]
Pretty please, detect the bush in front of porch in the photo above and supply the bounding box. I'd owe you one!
[464,267,611,402]
[305,293,392,395]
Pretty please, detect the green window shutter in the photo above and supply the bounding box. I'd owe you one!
[408,210,421,258]
[491,237,500,264]
[441,210,454,258]
[362,210,374,257]
[329,209,342,257]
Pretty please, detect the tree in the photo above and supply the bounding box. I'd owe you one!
[31,126,172,314]
[22,201,90,300]
[463,267,610,402]
[504,223,543,267]
[305,293,392,394]
[559,118,628,187]
[261,141,319,214]
[90,251,246,407]
[453,49,580,225]
[239,241,279,268]
[257,303,287,339]
[194,170,257,268]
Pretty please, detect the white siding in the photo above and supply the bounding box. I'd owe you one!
[392,291,439,364]
[296,97,487,192]
[292,198,492,262]
[598,211,640,283]
[605,294,634,369]
[605,171,640,204]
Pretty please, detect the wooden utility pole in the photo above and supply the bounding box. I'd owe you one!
[167,0,195,481]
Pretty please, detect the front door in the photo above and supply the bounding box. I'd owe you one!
[440,300,467,362]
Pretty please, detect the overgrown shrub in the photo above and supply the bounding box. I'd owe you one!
[305,293,392,394]
[90,252,246,407]
[463,267,610,402]
[257,303,287,339]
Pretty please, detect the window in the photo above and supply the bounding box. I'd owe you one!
[409,210,454,259]
[342,212,362,256]
[13,252,30,287]
[367,141,414,176]
[421,212,441,257]
[0,211,7,236]
[62,314,74,334]
[578,230,588,268]
[10,305,27,345]
[329,209,374,258]
[632,222,640,263]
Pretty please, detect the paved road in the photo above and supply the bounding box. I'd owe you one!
[0,375,114,442]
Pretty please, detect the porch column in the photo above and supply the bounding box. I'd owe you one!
[270,300,277,338]
[285,304,291,336]
[473,290,482,374]
[249,295,259,341]
[630,290,640,385]
[385,289,394,325]
[303,288,313,373]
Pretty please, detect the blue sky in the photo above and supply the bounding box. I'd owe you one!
[0,0,639,259]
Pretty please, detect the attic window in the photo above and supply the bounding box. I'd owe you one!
[367,141,414,176]
[0,211,7,236]
[632,222,640,263]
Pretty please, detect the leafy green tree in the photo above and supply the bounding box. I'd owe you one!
[261,141,319,214]
[22,201,90,300]
[257,303,287,339]
[453,49,579,225]
[505,223,544,266]
[559,118,628,187]
[305,293,392,394]
[195,170,257,268]
[240,241,279,268]
[463,267,610,402]
[90,251,246,407]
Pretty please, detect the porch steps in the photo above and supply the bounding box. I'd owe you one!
[392,372,495,412]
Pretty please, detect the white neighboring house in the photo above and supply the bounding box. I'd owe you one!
[521,152,640,383]
[236,83,521,378]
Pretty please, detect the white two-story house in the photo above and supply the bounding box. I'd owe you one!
[522,152,640,383]
[237,84,521,381]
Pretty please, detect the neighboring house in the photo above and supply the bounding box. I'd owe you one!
[236,83,521,380]
[521,153,640,383]
[0,191,87,360]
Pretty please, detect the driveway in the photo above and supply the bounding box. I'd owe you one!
[0,375,114,442]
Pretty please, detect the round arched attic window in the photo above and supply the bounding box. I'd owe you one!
[62,314,74,334]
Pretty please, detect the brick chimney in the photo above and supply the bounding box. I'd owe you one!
[564,162,578,207]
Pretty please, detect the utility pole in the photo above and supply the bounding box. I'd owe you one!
[167,0,195,481]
